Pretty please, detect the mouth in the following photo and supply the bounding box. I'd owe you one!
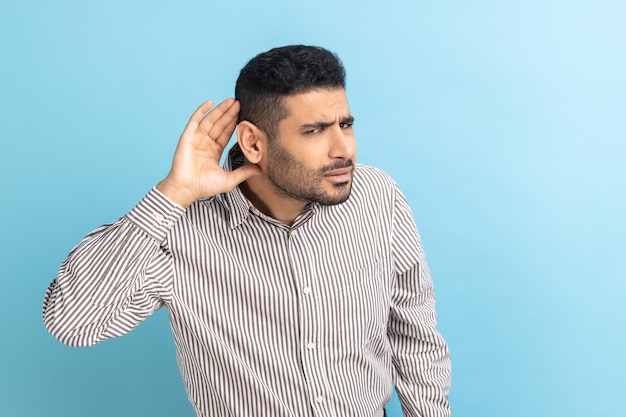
[323,167,354,184]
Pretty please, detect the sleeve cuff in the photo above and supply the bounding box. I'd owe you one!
[126,188,186,242]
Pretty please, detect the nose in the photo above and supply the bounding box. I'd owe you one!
[328,124,356,160]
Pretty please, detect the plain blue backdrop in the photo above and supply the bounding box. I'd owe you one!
[1,0,625,416]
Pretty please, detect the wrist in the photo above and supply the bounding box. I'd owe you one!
[156,178,196,208]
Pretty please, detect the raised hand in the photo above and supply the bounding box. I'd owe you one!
[156,99,261,208]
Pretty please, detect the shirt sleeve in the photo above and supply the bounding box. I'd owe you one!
[388,185,452,417]
[42,188,186,347]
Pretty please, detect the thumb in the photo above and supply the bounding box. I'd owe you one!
[225,164,263,190]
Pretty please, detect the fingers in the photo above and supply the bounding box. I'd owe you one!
[197,97,237,129]
[185,98,240,148]
[188,100,215,125]
[200,98,237,126]
[207,100,240,147]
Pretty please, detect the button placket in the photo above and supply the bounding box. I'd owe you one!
[286,227,328,410]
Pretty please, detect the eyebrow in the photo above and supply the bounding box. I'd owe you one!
[300,115,355,130]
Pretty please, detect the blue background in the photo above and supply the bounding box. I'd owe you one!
[1,0,625,416]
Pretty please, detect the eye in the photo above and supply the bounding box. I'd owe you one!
[339,122,354,129]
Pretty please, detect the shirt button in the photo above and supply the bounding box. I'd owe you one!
[303,287,311,295]
[316,395,325,403]
[307,342,315,350]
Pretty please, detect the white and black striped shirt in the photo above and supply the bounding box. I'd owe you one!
[43,153,451,417]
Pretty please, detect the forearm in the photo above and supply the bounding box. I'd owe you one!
[389,186,451,416]
[389,283,451,417]
[43,188,184,346]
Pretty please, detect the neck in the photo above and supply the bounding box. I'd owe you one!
[240,176,308,226]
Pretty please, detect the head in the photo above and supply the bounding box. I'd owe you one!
[236,45,356,208]
[235,45,346,140]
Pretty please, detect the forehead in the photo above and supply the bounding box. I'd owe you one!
[282,88,350,122]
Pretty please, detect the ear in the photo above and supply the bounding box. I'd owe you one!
[236,121,266,165]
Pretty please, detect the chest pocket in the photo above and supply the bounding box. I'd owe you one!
[323,257,391,348]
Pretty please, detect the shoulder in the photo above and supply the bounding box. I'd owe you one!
[340,164,403,218]
[352,164,398,198]
[354,164,395,184]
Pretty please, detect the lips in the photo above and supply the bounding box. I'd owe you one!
[323,167,353,183]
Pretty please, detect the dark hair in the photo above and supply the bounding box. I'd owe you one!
[235,45,346,139]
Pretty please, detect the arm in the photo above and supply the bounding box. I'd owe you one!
[43,98,261,346]
[388,186,451,417]
[43,190,184,346]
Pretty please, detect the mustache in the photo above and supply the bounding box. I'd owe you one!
[318,160,354,174]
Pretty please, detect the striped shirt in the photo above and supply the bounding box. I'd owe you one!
[43,149,451,417]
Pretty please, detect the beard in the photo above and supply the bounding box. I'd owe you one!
[265,141,354,206]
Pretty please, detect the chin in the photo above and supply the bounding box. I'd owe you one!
[318,185,352,206]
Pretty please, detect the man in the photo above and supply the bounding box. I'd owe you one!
[43,45,451,417]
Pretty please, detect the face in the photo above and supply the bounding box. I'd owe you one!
[264,88,356,206]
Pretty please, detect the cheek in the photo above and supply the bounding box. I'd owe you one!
[292,146,327,169]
